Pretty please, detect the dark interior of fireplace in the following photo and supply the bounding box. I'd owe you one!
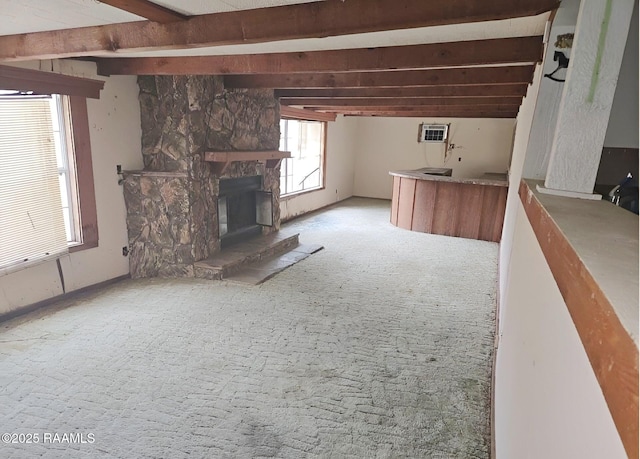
[218,175,270,248]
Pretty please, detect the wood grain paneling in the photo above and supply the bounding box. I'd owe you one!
[491,187,508,241]
[390,176,400,226]
[479,185,501,241]
[397,178,416,230]
[519,180,639,459]
[431,182,459,237]
[390,177,507,242]
[412,180,438,233]
[456,183,484,239]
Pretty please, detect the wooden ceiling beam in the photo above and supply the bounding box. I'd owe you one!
[341,110,518,118]
[275,85,530,99]
[280,106,337,122]
[0,0,559,61]
[224,65,536,89]
[99,0,188,23]
[281,97,523,107]
[0,64,105,99]
[318,105,520,113]
[96,36,543,75]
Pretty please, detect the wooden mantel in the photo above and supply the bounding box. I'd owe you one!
[204,150,291,175]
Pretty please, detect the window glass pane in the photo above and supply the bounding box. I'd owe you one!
[0,96,69,271]
[49,96,60,133]
[58,174,69,209]
[54,135,64,166]
[279,119,324,196]
[50,95,76,242]
[62,210,73,243]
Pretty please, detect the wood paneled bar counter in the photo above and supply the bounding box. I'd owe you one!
[390,168,508,242]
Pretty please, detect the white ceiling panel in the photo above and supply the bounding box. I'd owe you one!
[1,0,143,35]
[0,0,324,36]
[151,0,323,16]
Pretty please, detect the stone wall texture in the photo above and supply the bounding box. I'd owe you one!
[124,75,281,278]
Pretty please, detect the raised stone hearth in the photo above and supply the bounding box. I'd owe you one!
[122,75,283,278]
[194,231,300,280]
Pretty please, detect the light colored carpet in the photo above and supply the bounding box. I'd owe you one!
[0,198,497,458]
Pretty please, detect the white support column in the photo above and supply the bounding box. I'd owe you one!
[541,0,635,197]
[522,0,581,180]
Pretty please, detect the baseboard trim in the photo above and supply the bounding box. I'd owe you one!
[0,274,130,324]
[281,196,354,223]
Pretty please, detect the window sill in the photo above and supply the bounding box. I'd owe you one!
[519,179,638,456]
[68,240,98,253]
[281,186,324,200]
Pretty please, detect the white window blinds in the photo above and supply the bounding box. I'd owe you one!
[0,96,68,274]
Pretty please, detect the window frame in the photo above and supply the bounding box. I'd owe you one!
[279,118,327,199]
[51,94,77,243]
[66,95,98,252]
[0,65,101,253]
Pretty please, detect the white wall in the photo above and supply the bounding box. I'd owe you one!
[0,60,143,315]
[604,0,639,148]
[494,203,626,458]
[280,115,357,221]
[499,63,544,312]
[496,6,631,454]
[352,117,516,199]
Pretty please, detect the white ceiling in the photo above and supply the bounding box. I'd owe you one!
[0,0,324,36]
[1,0,549,59]
[2,0,141,35]
[151,0,322,16]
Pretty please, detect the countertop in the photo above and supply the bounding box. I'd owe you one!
[389,168,508,187]
[525,179,638,345]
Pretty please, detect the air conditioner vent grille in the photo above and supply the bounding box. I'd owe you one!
[418,123,448,143]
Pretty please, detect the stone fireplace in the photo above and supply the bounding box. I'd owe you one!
[122,75,282,278]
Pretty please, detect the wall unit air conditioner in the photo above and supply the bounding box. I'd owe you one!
[418,123,449,143]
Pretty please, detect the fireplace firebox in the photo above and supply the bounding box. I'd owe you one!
[218,175,273,248]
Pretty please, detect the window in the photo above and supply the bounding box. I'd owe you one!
[51,95,78,242]
[279,119,325,196]
[0,93,69,272]
[0,72,99,273]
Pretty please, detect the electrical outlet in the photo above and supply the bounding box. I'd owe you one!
[122,246,129,256]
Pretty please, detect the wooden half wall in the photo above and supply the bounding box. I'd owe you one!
[390,176,507,242]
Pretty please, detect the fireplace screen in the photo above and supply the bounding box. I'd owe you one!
[217,176,273,247]
[256,191,273,227]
